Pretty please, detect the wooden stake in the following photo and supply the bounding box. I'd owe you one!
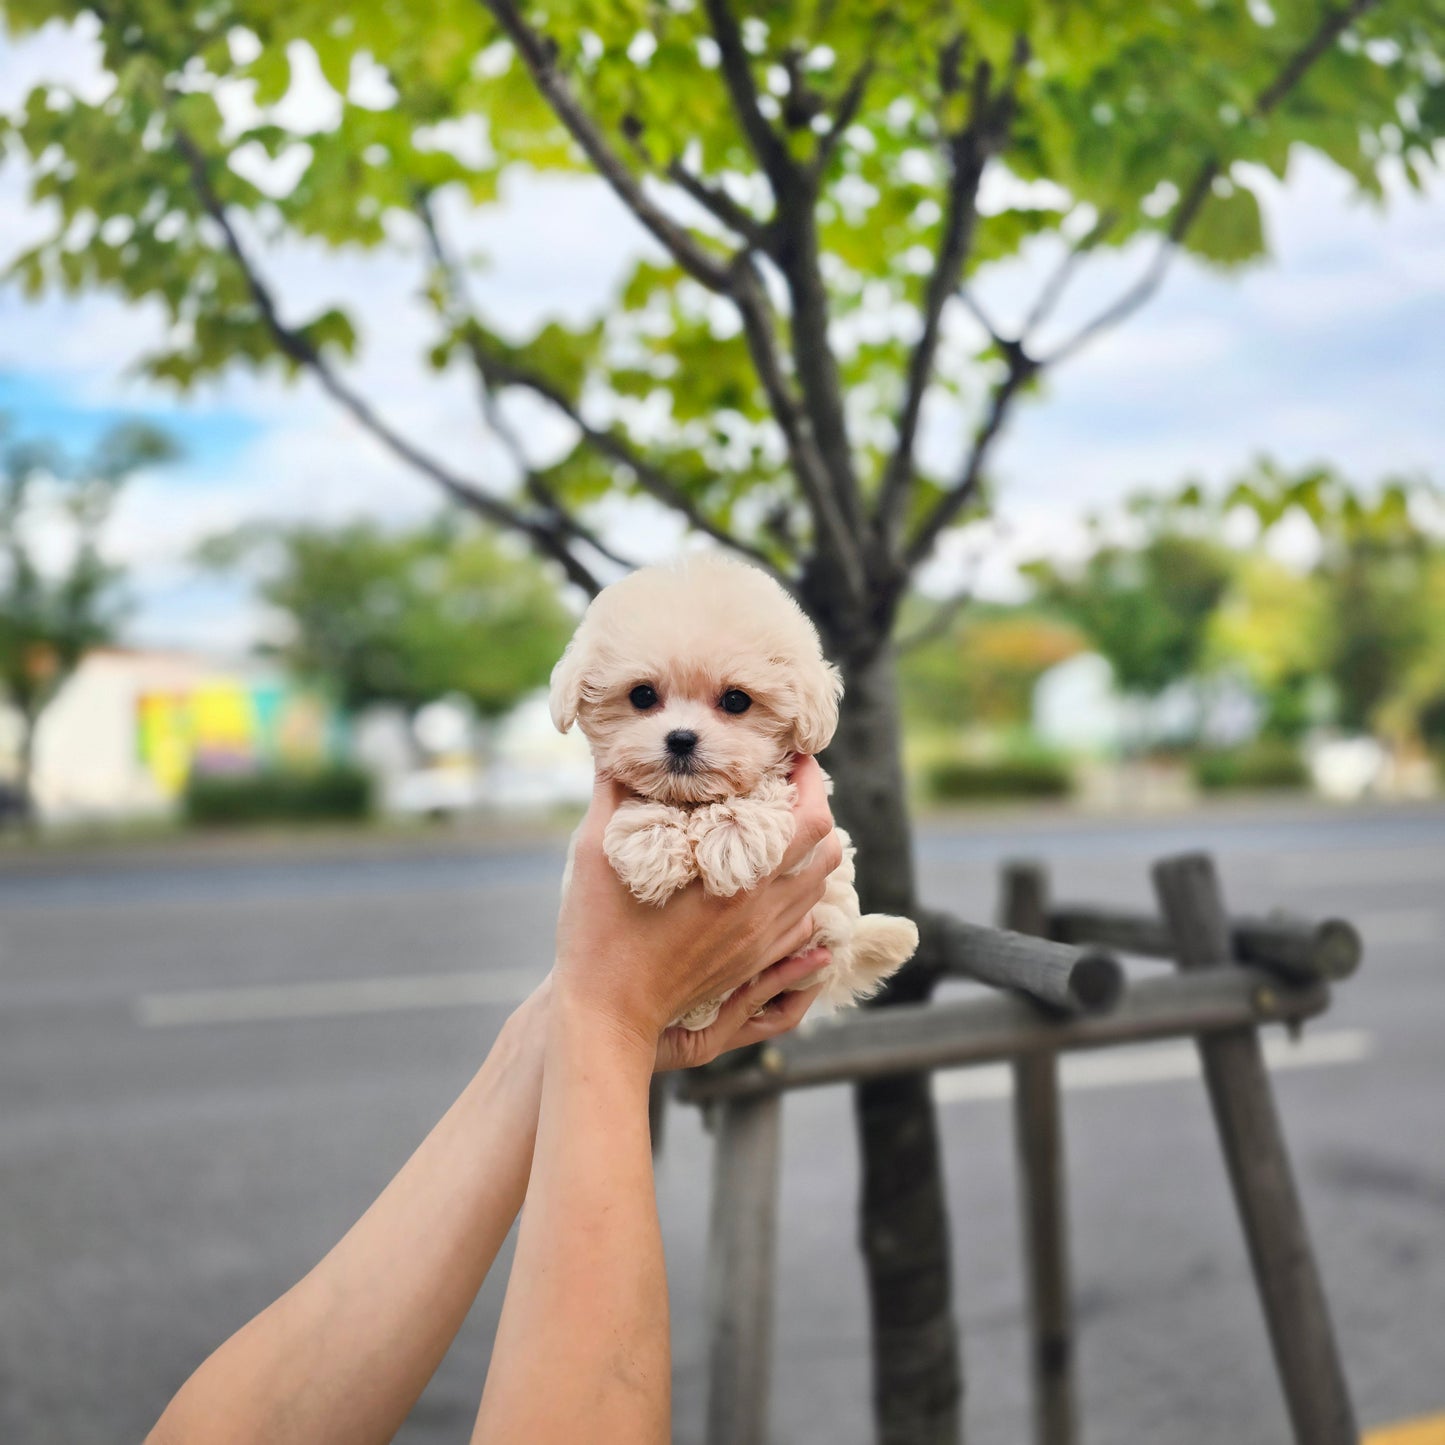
[1152,852,1357,1445]
[1003,863,1077,1445]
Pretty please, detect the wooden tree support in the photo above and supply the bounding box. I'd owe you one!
[682,852,1360,1445]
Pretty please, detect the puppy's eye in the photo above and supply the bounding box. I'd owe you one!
[720,689,752,715]
[629,684,659,710]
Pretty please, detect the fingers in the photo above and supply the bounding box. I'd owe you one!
[778,910,816,961]
[731,982,822,1046]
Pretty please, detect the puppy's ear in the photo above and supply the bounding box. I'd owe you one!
[548,635,588,734]
[788,654,844,754]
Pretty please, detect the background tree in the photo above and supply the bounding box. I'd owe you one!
[1223,461,1443,744]
[0,418,177,821]
[4,0,1441,1435]
[1026,524,1234,707]
[899,605,1082,735]
[201,517,574,720]
[1206,553,1329,740]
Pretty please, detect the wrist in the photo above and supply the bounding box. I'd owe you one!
[549,975,659,1075]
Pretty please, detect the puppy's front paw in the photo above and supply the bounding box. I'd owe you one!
[687,798,793,897]
[605,804,695,906]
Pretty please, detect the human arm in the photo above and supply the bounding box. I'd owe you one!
[146,983,551,1445]
[146,761,834,1445]
[472,758,839,1444]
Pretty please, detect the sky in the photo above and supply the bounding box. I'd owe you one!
[1,15,1443,656]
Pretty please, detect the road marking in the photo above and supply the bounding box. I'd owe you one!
[933,1028,1372,1105]
[1364,1414,1445,1445]
[134,969,542,1027]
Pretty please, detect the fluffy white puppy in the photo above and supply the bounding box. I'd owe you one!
[550,552,919,1030]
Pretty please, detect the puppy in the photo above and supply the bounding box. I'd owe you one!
[550,553,919,1030]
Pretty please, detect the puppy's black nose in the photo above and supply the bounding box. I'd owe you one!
[665,729,699,757]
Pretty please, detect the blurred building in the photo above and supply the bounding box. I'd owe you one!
[0,648,344,824]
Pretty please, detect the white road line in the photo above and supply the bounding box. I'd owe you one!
[134,970,543,1027]
[933,1028,1373,1105]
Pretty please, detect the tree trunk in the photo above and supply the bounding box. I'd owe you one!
[825,644,963,1445]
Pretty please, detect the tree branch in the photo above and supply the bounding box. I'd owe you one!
[812,56,875,177]
[469,342,801,590]
[895,583,977,653]
[904,0,1382,575]
[700,0,794,190]
[416,190,792,584]
[1020,209,1117,341]
[1045,0,1383,366]
[700,0,868,559]
[664,160,774,252]
[875,46,1026,558]
[477,0,732,293]
[413,191,637,576]
[902,351,1034,574]
[172,124,605,596]
[727,256,865,594]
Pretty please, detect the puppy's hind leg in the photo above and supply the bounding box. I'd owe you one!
[848,913,920,997]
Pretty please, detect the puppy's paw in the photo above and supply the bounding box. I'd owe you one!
[673,993,727,1032]
[605,803,695,906]
[687,797,793,897]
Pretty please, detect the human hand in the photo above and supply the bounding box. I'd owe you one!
[553,755,840,1055]
[653,945,830,1072]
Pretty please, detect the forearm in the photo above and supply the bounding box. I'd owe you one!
[473,991,669,1445]
[149,989,548,1445]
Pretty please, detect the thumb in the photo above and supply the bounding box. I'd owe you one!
[581,772,627,842]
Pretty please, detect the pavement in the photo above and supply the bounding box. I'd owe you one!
[2,799,1443,1444]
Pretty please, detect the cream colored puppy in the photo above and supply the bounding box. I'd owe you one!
[550,553,919,1030]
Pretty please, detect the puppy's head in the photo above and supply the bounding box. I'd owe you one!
[550,554,842,805]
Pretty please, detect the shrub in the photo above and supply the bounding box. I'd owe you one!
[1191,742,1309,793]
[183,765,374,825]
[926,753,1072,803]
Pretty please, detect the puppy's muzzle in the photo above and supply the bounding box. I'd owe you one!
[665,729,699,774]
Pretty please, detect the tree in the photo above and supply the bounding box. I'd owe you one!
[899,606,1083,734]
[0,418,177,821]
[4,1,1440,1435]
[200,517,575,718]
[1223,460,1442,741]
[1027,528,1234,702]
[1207,553,1329,740]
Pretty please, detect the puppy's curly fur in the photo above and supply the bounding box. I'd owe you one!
[551,553,918,1030]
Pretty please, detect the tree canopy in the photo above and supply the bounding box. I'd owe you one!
[200,517,575,717]
[4,0,1440,653]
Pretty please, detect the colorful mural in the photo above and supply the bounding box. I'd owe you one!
[136,678,344,795]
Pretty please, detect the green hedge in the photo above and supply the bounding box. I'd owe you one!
[1191,743,1309,793]
[926,754,1072,803]
[183,766,374,825]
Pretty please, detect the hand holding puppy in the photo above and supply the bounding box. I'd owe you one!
[553,754,842,1061]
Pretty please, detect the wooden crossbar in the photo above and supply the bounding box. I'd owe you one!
[675,966,1328,1104]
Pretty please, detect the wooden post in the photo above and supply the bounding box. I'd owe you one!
[705,1091,783,1445]
[1002,863,1077,1445]
[1152,853,1357,1445]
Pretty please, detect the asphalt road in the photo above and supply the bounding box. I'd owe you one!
[2,801,1443,1444]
